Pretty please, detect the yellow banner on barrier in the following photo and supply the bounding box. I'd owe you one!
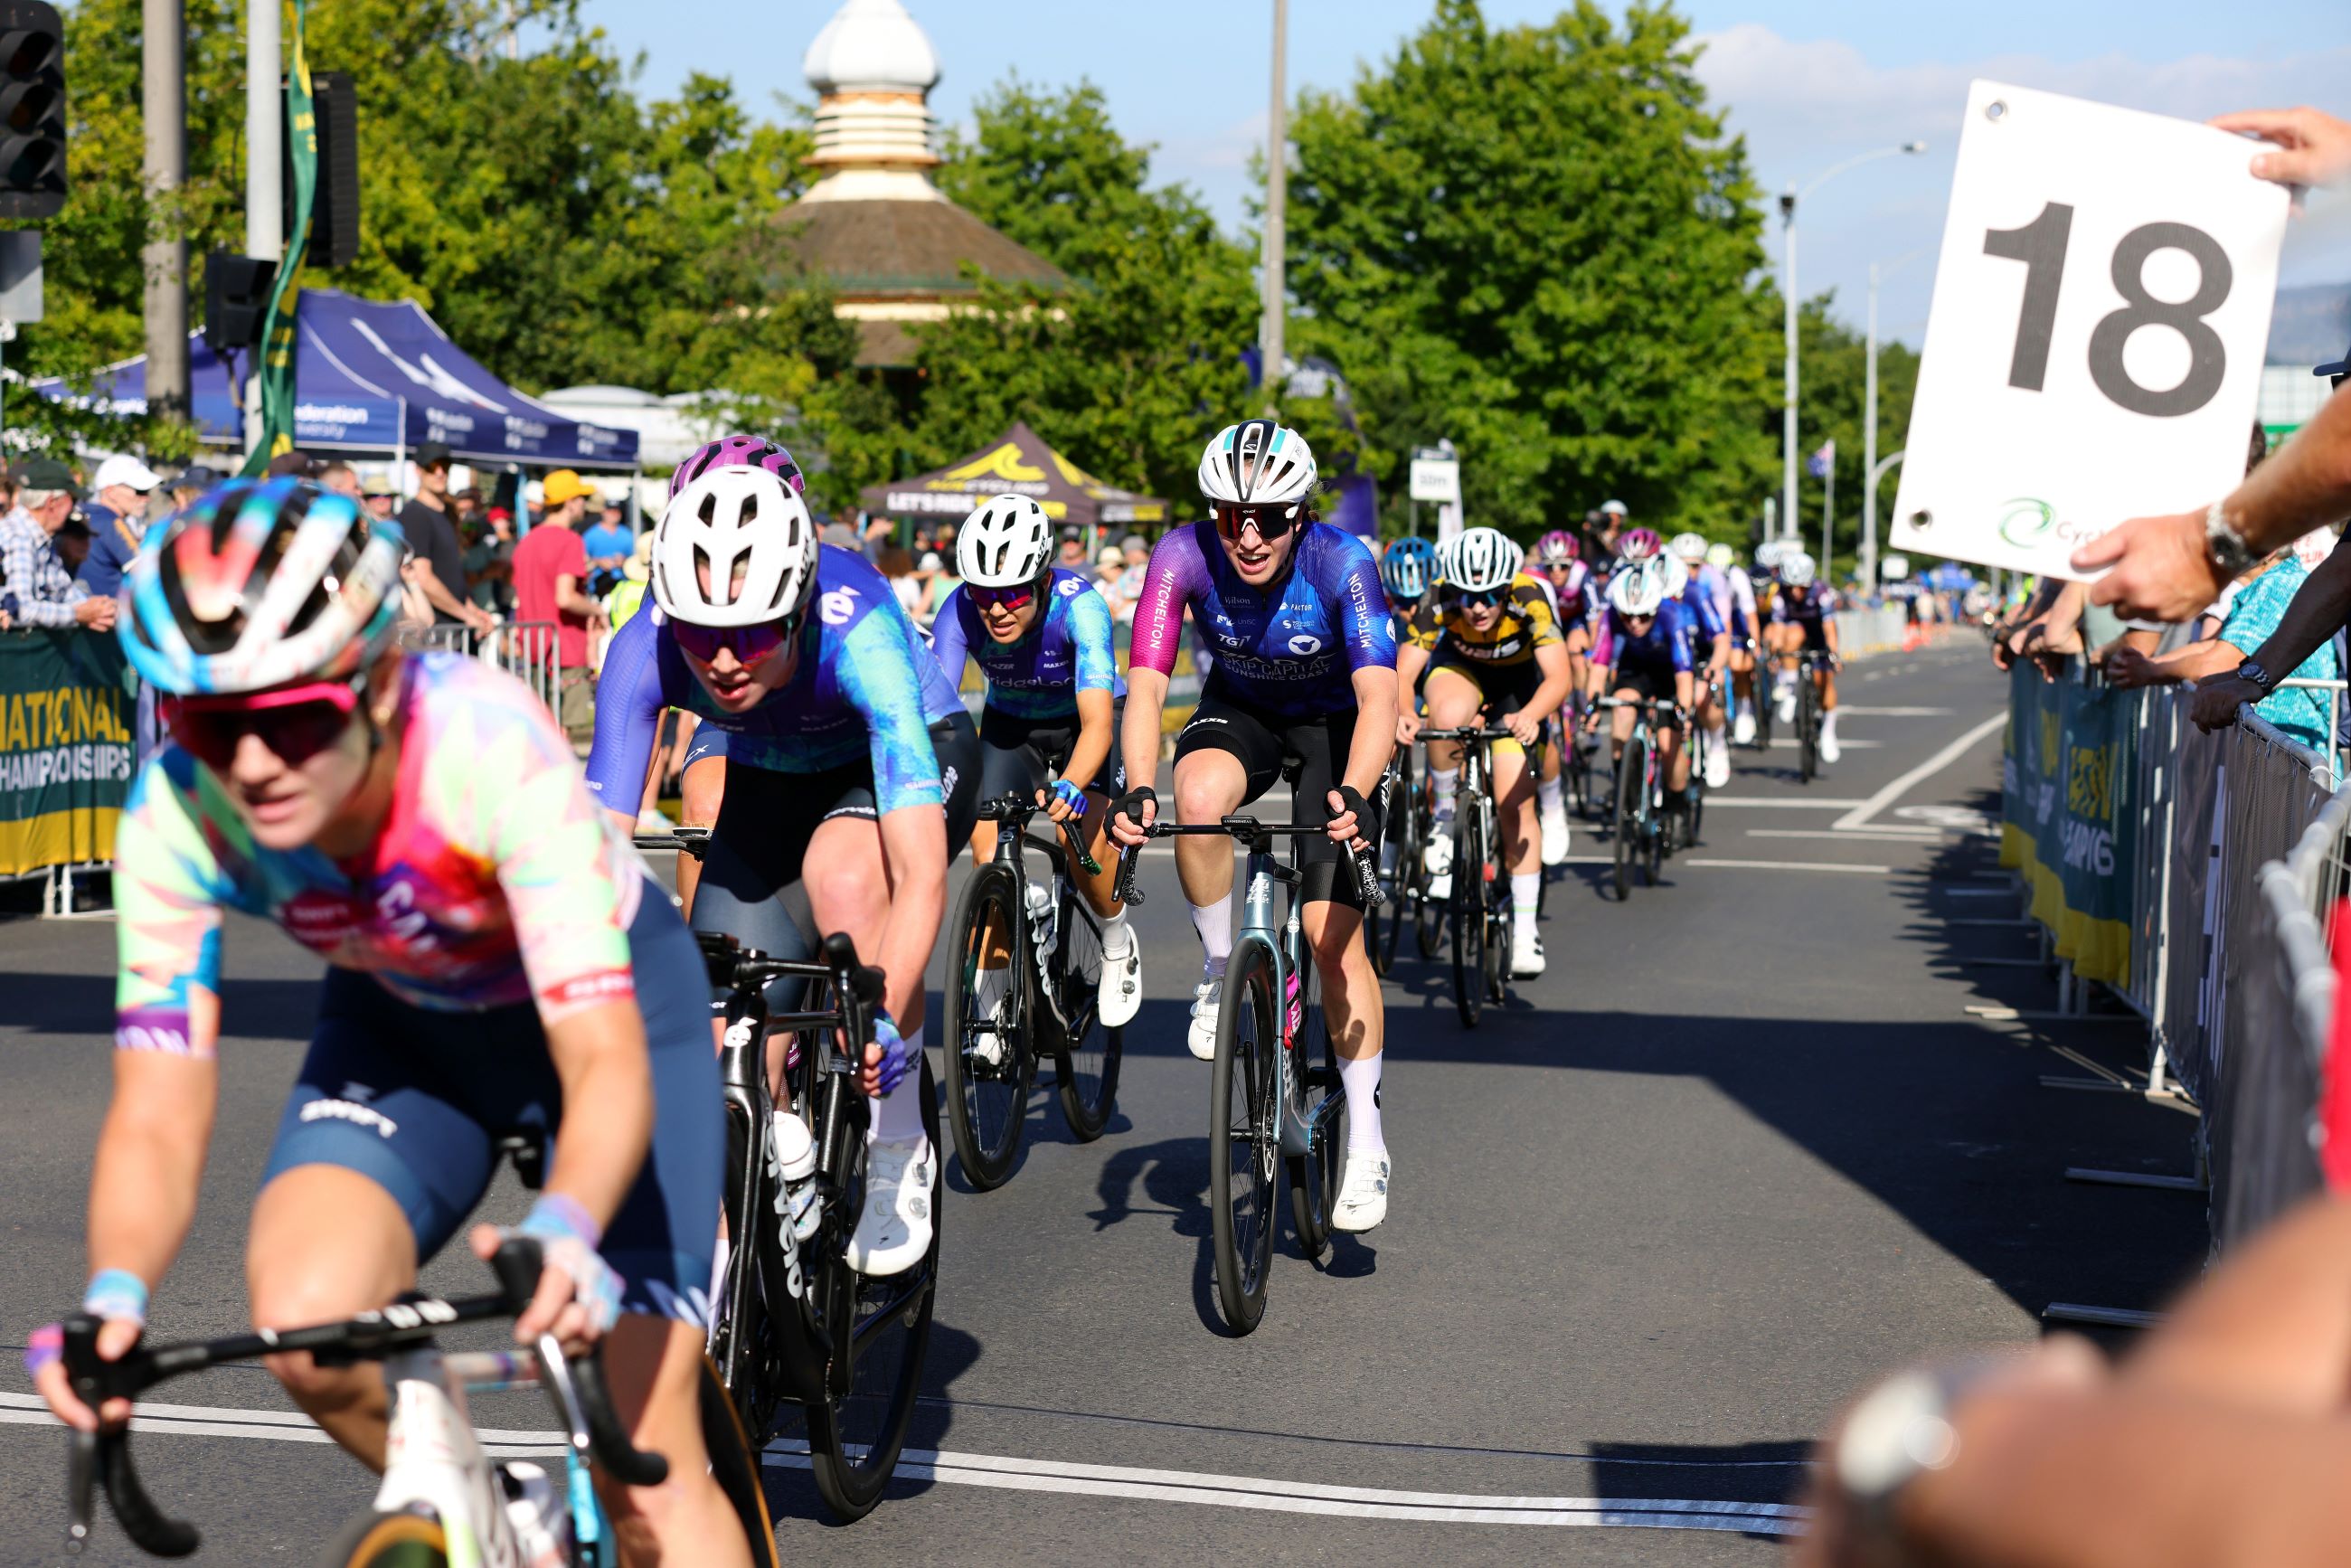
[0,631,137,879]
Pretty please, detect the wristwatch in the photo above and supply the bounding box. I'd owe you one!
[2205,500,2257,579]
[2236,656,2277,695]
[1833,1361,1995,1539]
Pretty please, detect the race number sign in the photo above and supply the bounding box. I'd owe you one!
[1892,82,2288,580]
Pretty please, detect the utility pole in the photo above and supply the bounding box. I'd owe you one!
[1260,0,1287,418]
[242,0,280,459]
[142,0,188,421]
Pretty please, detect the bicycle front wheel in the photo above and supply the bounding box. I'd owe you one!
[1449,804,1487,1027]
[1286,951,1341,1261]
[1049,896,1122,1142]
[940,864,1033,1190]
[1210,938,1280,1334]
[806,1055,941,1521]
[1378,783,1413,975]
[325,1509,448,1567]
[1799,675,1819,782]
[1612,739,1643,902]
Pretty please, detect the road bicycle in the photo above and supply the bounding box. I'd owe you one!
[939,792,1123,1190]
[1593,697,1679,902]
[1792,649,1836,782]
[1560,692,1604,820]
[1363,746,1423,978]
[1115,804,1379,1335]
[1676,678,1715,852]
[56,1238,778,1566]
[1417,724,1517,1028]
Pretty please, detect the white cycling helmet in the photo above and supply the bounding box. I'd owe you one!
[1660,553,1691,597]
[1448,525,1520,594]
[654,465,819,628]
[1755,539,1789,570]
[956,495,1053,588]
[1780,551,1818,588]
[1609,558,1671,618]
[1199,419,1317,514]
[1669,532,1708,563]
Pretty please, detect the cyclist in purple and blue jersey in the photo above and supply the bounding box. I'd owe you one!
[1670,534,1735,788]
[1591,558,1697,816]
[1111,420,1402,1234]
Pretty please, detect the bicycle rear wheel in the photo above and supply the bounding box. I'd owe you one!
[710,1088,784,1444]
[1799,674,1819,782]
[1483,807,1509,1004]
[806,1056,941,1521]
[1049,895,1122,1141]
[326,1509,447,1567]
[1378,783,1415,975]
[1450,804,1487,1028]
[940,864,1033,1190]
[1612,738,1643,902]
[1210,938,1280,1334]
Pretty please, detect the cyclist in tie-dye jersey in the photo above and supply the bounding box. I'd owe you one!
[1109,420,1402,1234]
[26,479,751,1566]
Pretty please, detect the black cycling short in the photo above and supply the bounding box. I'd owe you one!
[1174,682,1376,911]
[692,712,981,995]
[977,702,1126,806]
[1611,663,1682,712]
[1425,650,1550,748]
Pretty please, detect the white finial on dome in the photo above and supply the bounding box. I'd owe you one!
[803,0,939,97]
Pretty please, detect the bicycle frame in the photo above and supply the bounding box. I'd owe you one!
[978,794,1107,1034]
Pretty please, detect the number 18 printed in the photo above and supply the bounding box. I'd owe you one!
[1891,81,2289,581]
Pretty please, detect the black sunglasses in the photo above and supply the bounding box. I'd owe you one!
[1213,504,1298,543]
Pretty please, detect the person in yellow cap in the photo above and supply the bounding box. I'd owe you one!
[512,468,609,739]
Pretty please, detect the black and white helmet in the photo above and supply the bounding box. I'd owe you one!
[654,466,819,628]
[1608,557,1673,618]
[1446,526,1520,594]
[1199,419,1317,514]
[956,495,1053,588]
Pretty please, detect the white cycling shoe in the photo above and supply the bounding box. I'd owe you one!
[1733,710,1756,745]
[1188,979,1221,1061]
[1511,924,1545,978]
[1332,1150,1391,1233]
[845,1134,934,1276]
[1704,744,1731,789]
[1424,833,1455,901]
[1099,925,1143,1028]
[1539,802,1570,865]
[1819,729,1843,765]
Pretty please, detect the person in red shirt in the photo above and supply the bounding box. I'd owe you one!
[511,469,608,739]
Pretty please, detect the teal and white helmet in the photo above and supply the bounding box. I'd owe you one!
[1199,419,1317,514]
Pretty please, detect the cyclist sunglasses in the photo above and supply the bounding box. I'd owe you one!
[1458,587,1508,609]
[968,581,1039,612]
[1213,504,1298,543]
[165,679,363,770]
[670,616,798,666]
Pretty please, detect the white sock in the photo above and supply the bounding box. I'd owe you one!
[1822,709,1839,739]
[869,1025,926,1144]
[1537,775,1563,815]
[1707,723,1727,748]
[707,1231,732,1307]
[973,965,1011,1022]
[1101,908,1130,954]
[1339,1053,1386,1155]
[1430,769,1459,817]
[1512,873,1540,927]
[1189,893,1232,975]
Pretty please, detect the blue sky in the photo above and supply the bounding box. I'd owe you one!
[577,1,2351,346]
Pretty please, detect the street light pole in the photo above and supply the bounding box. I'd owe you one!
[142,0,188,422]
[1780,141,1927,550]
[1260,0,1288,418]
[1861,247,1927,595]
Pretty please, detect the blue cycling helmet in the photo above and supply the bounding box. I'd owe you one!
[1382,536,1438,600]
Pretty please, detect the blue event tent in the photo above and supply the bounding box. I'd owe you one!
[30,289,638,470]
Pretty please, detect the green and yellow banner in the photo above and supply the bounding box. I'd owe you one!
[2000,662,2136,986]
[241,0,317,476]
[0,632,138,876]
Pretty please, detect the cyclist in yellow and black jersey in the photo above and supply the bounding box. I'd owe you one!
[1395,528,1573,978]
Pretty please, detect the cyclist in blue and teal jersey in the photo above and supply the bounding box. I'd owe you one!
[1668,533,1734,789]
[930,494,1140,1029]
[586,459,978,1277]
[1590,557,1697,805]
[1112,420,1402,1233]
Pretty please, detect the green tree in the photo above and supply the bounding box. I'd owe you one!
[1285,0,1778,540]
[909,78,1261,506]
[1782,292,1921,574]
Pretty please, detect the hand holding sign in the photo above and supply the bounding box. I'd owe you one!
[1889,82,2290,585]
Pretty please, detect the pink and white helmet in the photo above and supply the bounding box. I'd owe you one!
[668,434,806,500]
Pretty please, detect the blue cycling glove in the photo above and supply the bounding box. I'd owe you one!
[869,1008,916,1097]
[1050,779,1088,817]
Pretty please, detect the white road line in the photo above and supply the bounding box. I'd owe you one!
[0,1395,1800,1537]
[1701,797,1869,808]
[1765,738,1883,750]
[1834,706,1955,716]
[1746,828,1945,843]
[1682,858,1890,874]
[1833,713,2006,831]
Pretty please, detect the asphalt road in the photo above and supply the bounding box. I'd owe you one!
[0,637,2206,1564]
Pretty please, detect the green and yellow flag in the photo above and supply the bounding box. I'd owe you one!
[241,0,316,476]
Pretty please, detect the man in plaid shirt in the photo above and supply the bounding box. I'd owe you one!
[0,457,115,634]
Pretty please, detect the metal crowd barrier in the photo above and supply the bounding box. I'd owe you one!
[392,619,562,719]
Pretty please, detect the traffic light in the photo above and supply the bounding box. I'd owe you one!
[286,71,360,269]
[0,1,65,221]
